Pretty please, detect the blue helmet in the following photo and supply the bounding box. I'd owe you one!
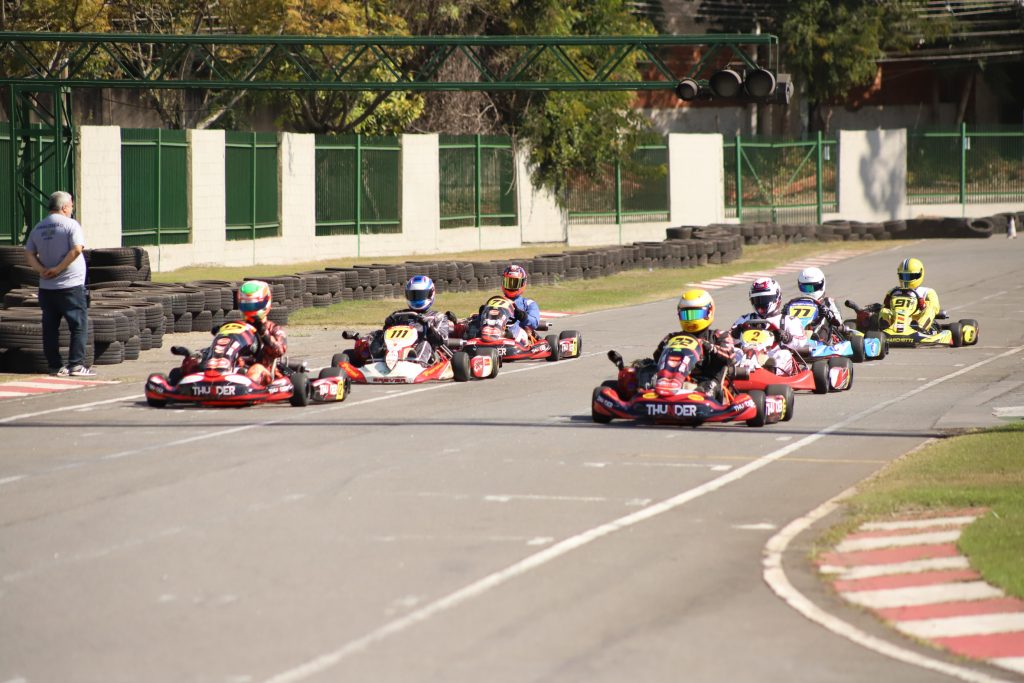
[405,275,435,312]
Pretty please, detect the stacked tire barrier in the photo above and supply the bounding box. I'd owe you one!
[0,212,1008,373]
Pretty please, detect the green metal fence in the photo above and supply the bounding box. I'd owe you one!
[908,124,1024,205]
[315,134,401,249]
[121,128,188,247]
[0,121,73,245]
[566,142,669,227]
[225,131,279,241]
[439,135,517,233]
[724,133,837,225]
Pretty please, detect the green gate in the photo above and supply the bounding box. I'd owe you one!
[908,124,1024,205]
[724,133,837,224]
[566,142,669,229]
[439,135,517,232]
[121,128,188,246]
[225,131,279,241]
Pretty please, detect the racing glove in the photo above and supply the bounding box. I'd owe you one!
[779,329,793,344]
[514,306,528,323]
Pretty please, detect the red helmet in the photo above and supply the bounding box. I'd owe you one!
[501,264,528,299]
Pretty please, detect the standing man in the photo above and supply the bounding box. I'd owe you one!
[24,191,95,376]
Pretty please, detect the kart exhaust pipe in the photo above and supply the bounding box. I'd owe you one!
[170,345,192,357]
[607,350,625,370]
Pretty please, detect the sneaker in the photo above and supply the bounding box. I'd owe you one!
[54,366,71,377]
[69,365,97,377]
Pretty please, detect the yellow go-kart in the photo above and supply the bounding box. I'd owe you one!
[846,291,979,348]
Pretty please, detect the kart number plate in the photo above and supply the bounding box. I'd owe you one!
[666,335,698,351]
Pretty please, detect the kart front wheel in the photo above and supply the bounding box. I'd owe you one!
[290,372,311,407]
[766,384,795,422]
[947,322,964,348]
[958,319,979,346]
[865,331,886,360]
[811,360,829,394]
[849,333,866,363]
[146,395,167,408]
[591,385,614,424]
[452,351,472,382]
[167,367,184,386]
[745,389,768,427]
[477,347,501,379]
[545,334,561,362]
[559,329,582,358]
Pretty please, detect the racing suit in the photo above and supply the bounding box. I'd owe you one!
[376,309,450,365]
[245,319,288,385]
[644,327,736,401]
[507,294,541,344]
[883,286,940,332]
[730,312,809,375]
[785,295,853,342]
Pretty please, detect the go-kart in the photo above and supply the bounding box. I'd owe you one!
[145,320,333,407]
[730,319,852,395]
[332,312,496,384]
[456,295,582,362]
[591,333,794,427]
[782,296,886,362]
[846,292,979,348]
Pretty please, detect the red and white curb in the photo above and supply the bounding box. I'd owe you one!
[0,376,118,400]
[687,252,861,290]
[818,508,1024,676]
[539,310,576,318]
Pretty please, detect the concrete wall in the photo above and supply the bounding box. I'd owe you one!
[75,125,1018,273]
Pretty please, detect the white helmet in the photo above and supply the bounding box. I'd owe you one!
[797,267,826,301]
[749,277,782,317]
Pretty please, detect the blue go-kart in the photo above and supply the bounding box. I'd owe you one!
[782,296,887,363]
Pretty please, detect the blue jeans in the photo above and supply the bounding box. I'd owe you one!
[38,285,89,370]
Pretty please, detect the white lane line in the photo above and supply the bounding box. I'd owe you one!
[860,516,980,531]
[896,613,1024,639]
[821,556,970,579]
[264,345,1024,683]
[835,530,963,552]
[992,658,1024,674]
[842,582,1003,609]
[0,393,139,424]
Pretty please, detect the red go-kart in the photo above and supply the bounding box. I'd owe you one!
[731,319,852,395]
[456,295,582,363]
[591,333,794,428]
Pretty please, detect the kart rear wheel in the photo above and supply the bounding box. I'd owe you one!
[591,385,614,424]
[745,390,768,427]
[558,329,582,358]
[545,334,561,362]
[958,319,979,346]
[865,331,886,360]
[849,333,866,363]
[452,351,472,382]
[811,360,829,394]
[766,384,795,422]
[318,366,343,379]
[167,367,183,386]
[828,356,854,391]
[947,322,964,348]
[146,395,167,408]
[332,350,358,367]
[289,372,311,407]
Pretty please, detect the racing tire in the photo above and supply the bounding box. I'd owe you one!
[828,356,854,391]
[545,334,561,362]
[318,366,343,379]
[766,384,795,422]
[558,329,582,359]
[167,367,184,386]
[478,347,501,379]
[958,319,979,346]
[811,360,830,394]
[332,350,359,368]
[849,333,866,363]
[947,322,964,348]
[289,372,311,407]
[865,331,886,360]
[146,394,167,408]
[745,390,768,427]
[591,385,614,424]
[452,351,472,382]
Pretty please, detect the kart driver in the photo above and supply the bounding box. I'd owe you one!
[500,264,541,344]
[646,288,735,402]
[730,277,809,375]
[883,257,940,332]
[373,275,450,365]
[237,280,287,386]
[791,266,855,339]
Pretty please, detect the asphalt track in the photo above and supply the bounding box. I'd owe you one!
[1,237,1022,683]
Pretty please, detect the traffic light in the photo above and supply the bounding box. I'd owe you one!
[675,69,791,105]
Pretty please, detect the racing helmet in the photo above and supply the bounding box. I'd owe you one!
[238,280,272,323]
[677,288,715,333]
[797,267,826,301]
[897,257,924,289]
[405,275,435,312]
[749,277,782,317]
[501,264,528,299]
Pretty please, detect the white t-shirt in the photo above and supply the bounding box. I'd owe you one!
[25,213,86,289]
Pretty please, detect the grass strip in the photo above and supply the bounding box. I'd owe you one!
[822,422,1024,598]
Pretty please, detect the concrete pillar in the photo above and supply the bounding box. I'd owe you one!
[183,128,226,270]
[516,146,564,244]
[838,129,907,220]
[669,132,725,226]
[269,132,315,262]
[76,125,122,248]
[399,133,441,254]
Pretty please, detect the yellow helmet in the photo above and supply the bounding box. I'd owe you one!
[897,257,924,289]
[677,288,715,333]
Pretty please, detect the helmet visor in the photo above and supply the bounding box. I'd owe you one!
[798,281,824,294]
[503,274,525,292]
[751,293,776,313]
[239,300,266,313]
[678,307,710,322]
[898,271,922,285]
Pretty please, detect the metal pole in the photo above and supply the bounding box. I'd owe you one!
[156,128,162,247]
[355,133,362,257]
[615,159,623,245]
[735,134,743,223]
[475,134,482,250]
[815,131,823,225]
[959,121,967,211]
